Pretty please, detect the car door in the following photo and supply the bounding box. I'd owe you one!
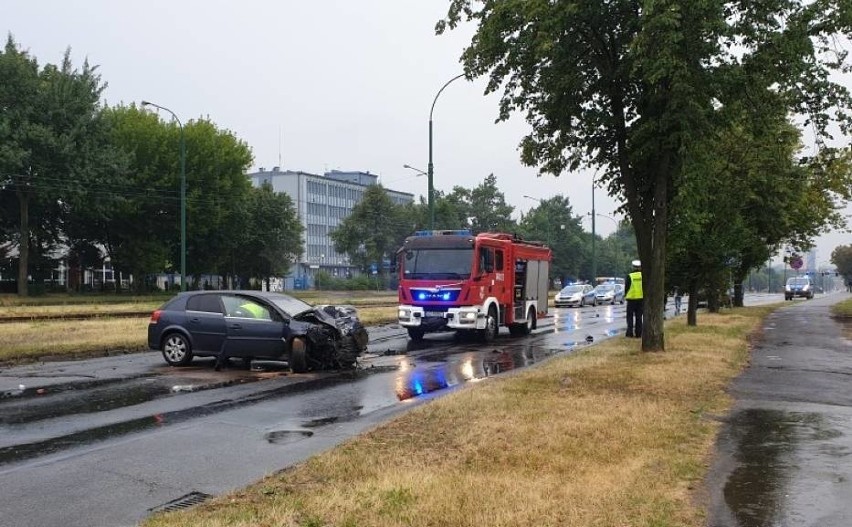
[221,295,287,359]
[184,293,227,353]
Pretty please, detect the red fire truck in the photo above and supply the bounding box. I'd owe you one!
[396,230,552,341]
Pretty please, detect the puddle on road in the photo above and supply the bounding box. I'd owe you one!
[0,369,287,425]
[265,429,313,444]
[394,343,568,401]
[0,374,356,467]
[723,408,843,526]
[301,405,364,428]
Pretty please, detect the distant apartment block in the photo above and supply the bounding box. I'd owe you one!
[246,166,414,289]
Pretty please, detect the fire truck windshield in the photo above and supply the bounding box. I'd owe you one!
[403,248,473,279]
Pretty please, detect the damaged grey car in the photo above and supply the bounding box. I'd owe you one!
[147,291,369,373]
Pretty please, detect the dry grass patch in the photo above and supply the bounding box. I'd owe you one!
[0,317,150,363]
[0,302,162,318]
[0,300,396,365]
[144,307,772,527]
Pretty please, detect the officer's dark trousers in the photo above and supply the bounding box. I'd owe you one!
[626,299,643,338]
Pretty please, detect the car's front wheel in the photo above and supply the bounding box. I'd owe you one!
[289,337,309,373]
[162,332,193,366]
[407,328,425,341]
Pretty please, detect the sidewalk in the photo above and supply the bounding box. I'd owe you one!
[705,293,852,526]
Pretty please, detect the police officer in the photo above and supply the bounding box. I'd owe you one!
[625,260,643,338]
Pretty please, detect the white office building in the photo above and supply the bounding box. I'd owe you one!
[246,166,414,289]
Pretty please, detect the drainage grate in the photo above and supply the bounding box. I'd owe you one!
[149,491,213,514]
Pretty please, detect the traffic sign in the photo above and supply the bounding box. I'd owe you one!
[790,256,803,270]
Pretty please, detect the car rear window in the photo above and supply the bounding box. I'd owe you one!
[186,294,224,314]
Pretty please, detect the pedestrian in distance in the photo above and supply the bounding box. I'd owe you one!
[625,260,644,338]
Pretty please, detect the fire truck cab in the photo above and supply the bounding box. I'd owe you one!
[396,230,552,341]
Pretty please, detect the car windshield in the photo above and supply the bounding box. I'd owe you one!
[267,293,315,316]
[787,278,810,286]
[595,285,614,293]
[402,248,473,279]
[561,285,585,294]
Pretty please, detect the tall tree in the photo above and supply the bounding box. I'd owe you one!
[832,245,852,288]
[330,184,409,276]
[440,0,852,350]
[89,105,254,290]
[231,183,303,287]
[0,36,108,295]
[518,195,585,282]
[467,173,516,234]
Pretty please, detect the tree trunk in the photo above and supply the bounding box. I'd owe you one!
[687,280,698,326]
[16,191,29,297]
[708,285,721,313]
[633,169,669,352]
[640,232,666,352]
[733,281,744,307]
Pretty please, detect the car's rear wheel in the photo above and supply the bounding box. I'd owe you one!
[289,337,309,373]
[162,332,193,366]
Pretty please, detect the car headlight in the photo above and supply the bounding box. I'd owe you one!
[462,311,477,320]
[399,308,411,318]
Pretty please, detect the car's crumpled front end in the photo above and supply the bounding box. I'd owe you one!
[294,305,369,370]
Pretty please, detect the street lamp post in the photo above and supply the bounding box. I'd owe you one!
[428,73,466,229]
[523,195,550,243]
[591,177,597,282]
[589,212,621,274]
[142,100,186,291]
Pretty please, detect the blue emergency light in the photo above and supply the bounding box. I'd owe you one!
[413,230,472,237]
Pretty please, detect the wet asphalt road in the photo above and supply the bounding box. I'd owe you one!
[706,292,852,527]
[0,294,783,527]
[0,301,636,527]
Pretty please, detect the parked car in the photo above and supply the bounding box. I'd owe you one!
[554,284,597,308]
[785,276,814,300]
[594,283,625,305]
[147,291,369,372]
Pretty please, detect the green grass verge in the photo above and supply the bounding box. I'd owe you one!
[830,297,852,317]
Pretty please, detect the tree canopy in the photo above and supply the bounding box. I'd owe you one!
[0,35,111,295]
[440,0,852,350]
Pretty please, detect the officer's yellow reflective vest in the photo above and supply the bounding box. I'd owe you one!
[625,271,643,300]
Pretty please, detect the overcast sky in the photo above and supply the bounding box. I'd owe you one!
[4,0,849,266]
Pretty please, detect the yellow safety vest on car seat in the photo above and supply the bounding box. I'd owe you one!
[626,271,643,300]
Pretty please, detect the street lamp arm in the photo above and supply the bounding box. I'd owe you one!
[141,100,183,129]
[403,164,427,176]
[427,73,466,229]
[430,73,466,121]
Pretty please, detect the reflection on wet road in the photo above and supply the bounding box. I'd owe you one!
[723,409,840,526]
[706,295,852,527]
[0,302,629,469]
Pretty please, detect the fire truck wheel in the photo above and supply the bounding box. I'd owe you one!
[407,328,425,341]
[510,307,536,336]
[527,307,537,331]
[479,306,498,342]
